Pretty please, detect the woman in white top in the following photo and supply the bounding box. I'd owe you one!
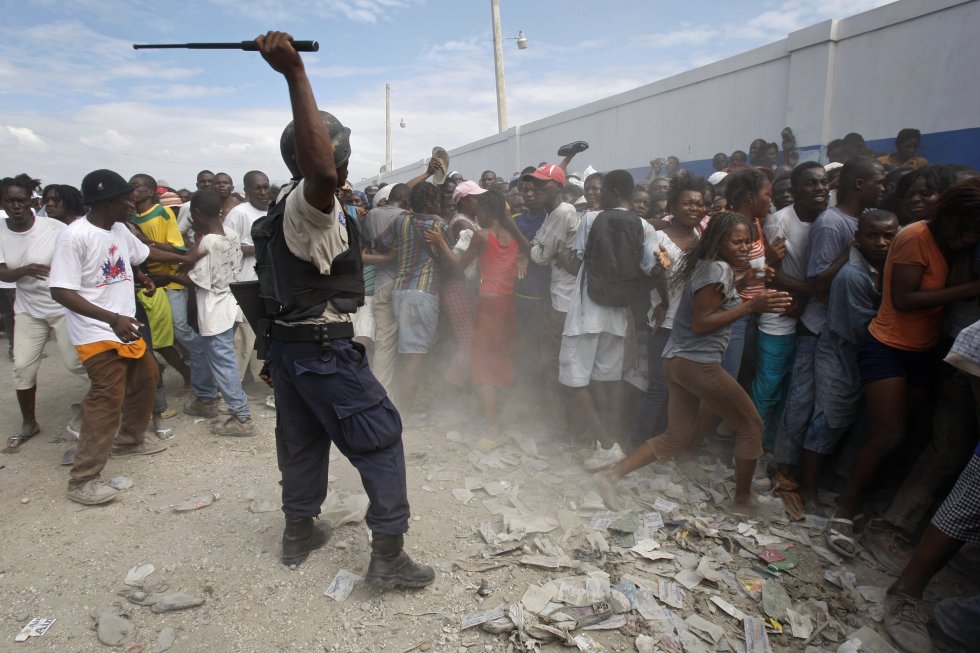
[0,175,86,448]
[640,175,706,435]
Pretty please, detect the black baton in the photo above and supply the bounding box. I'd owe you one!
[133,40,319,52]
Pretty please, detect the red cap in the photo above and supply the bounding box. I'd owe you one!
[522,164,566,186]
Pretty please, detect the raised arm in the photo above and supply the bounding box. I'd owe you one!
[256,31,337,211]
[406,158,444,190]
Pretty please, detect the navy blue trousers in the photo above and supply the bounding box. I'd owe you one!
[268,337,410,534]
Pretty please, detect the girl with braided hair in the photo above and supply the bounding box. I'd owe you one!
[595,212,791,512]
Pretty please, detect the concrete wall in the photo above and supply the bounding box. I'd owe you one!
[362,0,980,189]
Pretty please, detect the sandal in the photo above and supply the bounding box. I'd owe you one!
[6,424,41,450]
[158,408,178,419]
[826,517,858,558]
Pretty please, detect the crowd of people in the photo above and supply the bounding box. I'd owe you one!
[1,31,979,646]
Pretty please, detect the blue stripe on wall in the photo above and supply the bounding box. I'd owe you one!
[626,127,980,181]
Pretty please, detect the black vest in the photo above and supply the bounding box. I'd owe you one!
[251,185,364,322]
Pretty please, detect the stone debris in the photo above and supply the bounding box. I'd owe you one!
[119,588,205,613]
[320,493,369,528]
[152,627,176,653]
[171,493,219,512]
[247,498,278,513]
[92,606,134,646]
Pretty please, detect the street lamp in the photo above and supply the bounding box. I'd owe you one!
[490,0,527,133]
[384,85,408,173]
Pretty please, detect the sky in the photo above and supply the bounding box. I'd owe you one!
[0,0,895,192]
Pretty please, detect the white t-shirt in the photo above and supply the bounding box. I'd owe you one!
[649,230,690,330]
[0,215,66,319]
[48,219,150,346]
[223,202,265,282]
[0,211,19,290]
[188,232,243,336]
[176,203,194,242]
[759,204,811,336]
[530,202,580,313]
[563,209,660,337]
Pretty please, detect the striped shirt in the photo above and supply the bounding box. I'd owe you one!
[737,217,767,301]
[377,212,450,294]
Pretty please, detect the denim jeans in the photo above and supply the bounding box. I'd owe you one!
[774,333,817,466]
[165,288,215,399]
[751,331,797,451]
[634,327,672,441]
[722,314,758,383]
[202,327,250,420]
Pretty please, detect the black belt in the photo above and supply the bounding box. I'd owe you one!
[269,321,354,343]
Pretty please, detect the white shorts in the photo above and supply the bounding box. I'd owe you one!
[558,332,625,387]
[12,312,86,390]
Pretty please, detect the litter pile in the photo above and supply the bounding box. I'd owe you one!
[434,431,901,653]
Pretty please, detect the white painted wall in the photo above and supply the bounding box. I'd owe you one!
[362,0,980,188]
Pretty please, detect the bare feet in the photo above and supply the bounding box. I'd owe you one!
[594,471,624,511]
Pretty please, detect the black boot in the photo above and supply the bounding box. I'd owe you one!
[365,533,434,590]
[281,516,330,567]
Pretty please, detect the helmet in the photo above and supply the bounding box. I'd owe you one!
[280,111,351,177]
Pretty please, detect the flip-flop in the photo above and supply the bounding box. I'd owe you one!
[826,517,858,558]
[6,424,41,450]
[158,408,178,419]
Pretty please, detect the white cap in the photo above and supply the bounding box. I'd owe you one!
[708,171,728,185]
[824,162,844,171]
[373,184,395,205]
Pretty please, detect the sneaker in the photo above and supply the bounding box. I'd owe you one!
[884,592,933,653]
[211,416,255,437]
[68,478,119,505]
[556,140,589,157]
[183,397,219,418]
[583,442,624,471]
[66,403,83,439]
[110,439,169,458]
[862,519,913,577]
[933,594,980,649]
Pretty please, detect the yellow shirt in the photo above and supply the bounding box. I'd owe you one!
[132,204,185,289]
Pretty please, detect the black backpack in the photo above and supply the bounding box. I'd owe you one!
[583,209,647,307]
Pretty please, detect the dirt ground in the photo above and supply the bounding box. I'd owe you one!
[0,348,975,653]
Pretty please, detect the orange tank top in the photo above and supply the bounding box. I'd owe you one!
[479,231,519,295]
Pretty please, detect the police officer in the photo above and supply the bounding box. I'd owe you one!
[253,32,433,590]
